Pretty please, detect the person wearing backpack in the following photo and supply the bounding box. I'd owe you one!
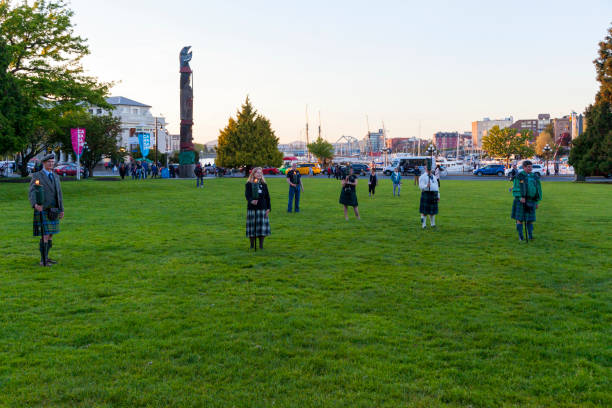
[194,163,204,188]
[511,160,542,242]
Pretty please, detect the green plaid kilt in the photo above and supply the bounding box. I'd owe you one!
[419,191,439,215]
[511,198,536,222]
[246,209,271,237]
[339,189,358,207]
[33,210,60,236]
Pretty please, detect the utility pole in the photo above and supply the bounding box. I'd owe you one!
[318,110,321,140]
[305,105,310,161]
[418,120,422,156]
[154,117,158,165]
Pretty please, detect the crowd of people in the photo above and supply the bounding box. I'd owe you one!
[27,154,543,266]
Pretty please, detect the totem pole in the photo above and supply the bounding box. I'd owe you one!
[179,46,195,177]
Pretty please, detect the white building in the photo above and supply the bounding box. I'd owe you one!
[471,116,514,148]
[90,96,172,154]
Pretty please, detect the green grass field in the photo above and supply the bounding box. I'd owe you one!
[0,177,610,407]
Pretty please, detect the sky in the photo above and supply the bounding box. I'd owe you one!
[68,0,611,144]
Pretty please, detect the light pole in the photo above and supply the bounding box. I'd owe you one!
[543,144,551,176]
[426,144,437,169]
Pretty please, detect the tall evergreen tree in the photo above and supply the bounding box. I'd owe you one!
[569,24,612,179]
[216,97,283,173]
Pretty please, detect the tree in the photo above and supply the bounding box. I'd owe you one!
[569,24,612,180]
[481,126,534,165]
[56,111,122,176]
[594,24,612,105]
[1,0,111,175]
[0,40,31,154]
[216,96,283,173]
[569,102,612,179]
[535,129,555,156]
[307,136,334,165]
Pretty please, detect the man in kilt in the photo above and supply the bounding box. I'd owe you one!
[418,165,439,229]
[511,160,542,241]
[28,154,64,266]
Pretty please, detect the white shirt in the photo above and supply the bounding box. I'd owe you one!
[419,172,440,197]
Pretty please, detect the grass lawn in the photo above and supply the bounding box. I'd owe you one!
[0,177,610,407]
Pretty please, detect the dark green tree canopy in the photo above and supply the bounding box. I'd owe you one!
[1,0,111,175]
[594,24,612,105]
[307,136,334,164]
[216,97,283,170]
[569,23,612,178]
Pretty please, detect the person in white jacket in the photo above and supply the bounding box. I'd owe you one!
[419,166,440,229]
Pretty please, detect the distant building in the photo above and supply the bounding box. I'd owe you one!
[386,137,413,151]
[89,96,171,154]
[552,116,571,142]
[570,111,585,140]
[362,129,385,153]
[434,132,472,152]
[471,116,514,148]
[509,119,539,141]
[537,113,551,133]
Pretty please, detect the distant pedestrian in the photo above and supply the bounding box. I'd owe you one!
[434,164,442,188]
[327,165,332,179]
[511,160,542,242]
[339,166,360,220]
[419,165,439,229]
[151,163,159,178]
[28,154,64,266]
[286,162,304,213]
[414,165,421,185]
[194,163,204,188]
[119,163,126,180]
[368,171,377,197]
[554,162,559,176]
[245,167,271,251]
[391,167,401,197]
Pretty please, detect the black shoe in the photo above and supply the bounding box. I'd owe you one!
[47,258,58,264]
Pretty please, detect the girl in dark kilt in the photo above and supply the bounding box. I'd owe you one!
[339,166,360,220]
[418,165,440,229]
[245,167,271,250]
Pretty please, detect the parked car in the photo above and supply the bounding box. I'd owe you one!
[54,164,85,177]
[505,164,546,177]
[473,164,506,177]
[262,167,280,175]
[279,165,291,175]
[293,163,321,175]
[350,163,370,176]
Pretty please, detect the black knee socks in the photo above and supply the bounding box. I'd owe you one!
[258,237,264,249]
[250,237,256,249]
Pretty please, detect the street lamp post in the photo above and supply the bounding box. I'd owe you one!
[543,144,551,176]
[426,144,437,169]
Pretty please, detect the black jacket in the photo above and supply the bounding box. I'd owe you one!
[245,182,271,211]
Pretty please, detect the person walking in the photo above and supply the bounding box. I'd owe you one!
[339,166,360,220]
[245,167,271,250]
[419,165,440,229]
[413,165,421,186]
[194,162,204,188]
[511,160,542,242]
[368,170,378,197]
[434,164,442,188]
[28,154,64,266]
[391,167,401,197]
[507,163,518,192]
[151,163,159,179]
[286,162,304,213]
[119,163,126,180]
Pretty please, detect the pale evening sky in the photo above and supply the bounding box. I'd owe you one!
[69,0,611,144]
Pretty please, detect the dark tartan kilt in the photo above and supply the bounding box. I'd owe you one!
[511,198,536,222]
[33,210,60,236]
[246,209,271,237]
[419,191,439,215]
[339,189,358,207]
